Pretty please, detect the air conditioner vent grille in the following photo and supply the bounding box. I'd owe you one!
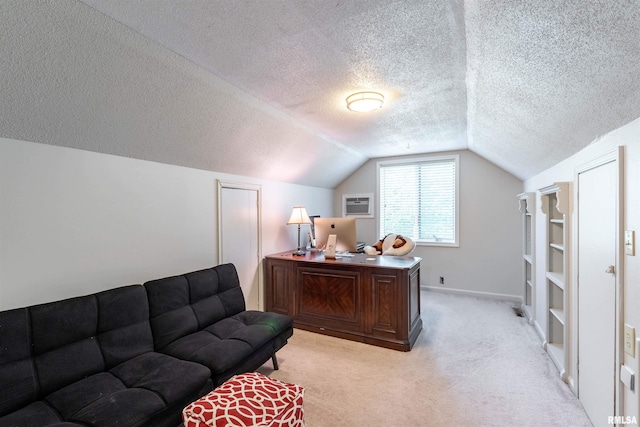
[342,193,374,218]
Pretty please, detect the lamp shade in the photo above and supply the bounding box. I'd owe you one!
[287,206,311,225]
[346,91,384,112]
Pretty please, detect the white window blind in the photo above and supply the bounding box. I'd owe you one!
[378,156,458,245]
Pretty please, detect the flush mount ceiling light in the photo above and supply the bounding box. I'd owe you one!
[346,91,384,112]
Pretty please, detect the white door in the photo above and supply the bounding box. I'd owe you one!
[218,182,261,310]
[577,155,618,425]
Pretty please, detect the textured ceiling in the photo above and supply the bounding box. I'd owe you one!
[1,0,639,188]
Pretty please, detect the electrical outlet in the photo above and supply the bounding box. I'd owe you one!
[625,324,635,357]
[439,276,444,285]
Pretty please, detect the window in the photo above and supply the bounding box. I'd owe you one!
[377,155,459,246]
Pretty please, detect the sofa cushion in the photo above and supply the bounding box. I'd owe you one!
[110,352,209,404]
[145,265,246,346]
[45,372,165,427]
[68,388,164,427]
[43,353,210,427]
[145,275,199,350]
[145,264,248,351]
[45,372,131,420]
[31,295,104,396]
[185,265,246,323]
[0,308,37,418]
[30,294,98,354]
[36,338,105,397]
[0,400,84,427]
[96,285,154,367]
[162,311,294,375]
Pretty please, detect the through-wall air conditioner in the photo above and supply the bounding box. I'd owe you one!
[342,193,374,218]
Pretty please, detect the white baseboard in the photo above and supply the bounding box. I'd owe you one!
[422,286,522,303]
[534,320,546,342]
[522,304,534,324]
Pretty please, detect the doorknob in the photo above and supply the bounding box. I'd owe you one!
[605,265,615,274]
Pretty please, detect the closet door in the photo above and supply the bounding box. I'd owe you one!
[577,153,620,426]
[218,181,262,310]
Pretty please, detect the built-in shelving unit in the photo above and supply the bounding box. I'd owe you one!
[517,192,535,323]
[539,182,571,381]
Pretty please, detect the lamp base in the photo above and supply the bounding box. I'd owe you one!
[292,249,306,256]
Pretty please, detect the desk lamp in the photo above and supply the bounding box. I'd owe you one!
[287,206,311,256]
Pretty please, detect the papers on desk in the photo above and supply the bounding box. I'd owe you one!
[335,252,354,258]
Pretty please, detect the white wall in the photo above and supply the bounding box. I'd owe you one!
[524,117,640,419]
[0,137,332,310]
[335,149,524,299]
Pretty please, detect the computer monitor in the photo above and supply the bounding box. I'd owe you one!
[313,217,357,252]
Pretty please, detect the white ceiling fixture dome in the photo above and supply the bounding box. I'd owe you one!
[346,92,384,112]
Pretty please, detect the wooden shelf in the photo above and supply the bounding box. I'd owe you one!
[546,271,564,289]
[549,308,565,325]
[517,192,536,323]
[549,243,564,251]
[540,182,571,382]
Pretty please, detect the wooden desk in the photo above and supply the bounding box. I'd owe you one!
[264,250,422,351]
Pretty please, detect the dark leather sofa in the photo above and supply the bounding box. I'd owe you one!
[0,264,294,427]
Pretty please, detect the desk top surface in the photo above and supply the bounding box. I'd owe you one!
[265,250,421,270]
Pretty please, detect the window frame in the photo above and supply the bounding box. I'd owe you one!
[376,154,460,248]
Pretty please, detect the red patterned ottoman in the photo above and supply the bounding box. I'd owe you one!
[182,372,305,427]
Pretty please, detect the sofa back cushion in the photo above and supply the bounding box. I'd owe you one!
[145,263,246,351]
[0,284,155,417]
[0,308,37,417]
[144,275,198,351]
[31,295,104,396]
[96,285,154,368]
[185,265,245,326]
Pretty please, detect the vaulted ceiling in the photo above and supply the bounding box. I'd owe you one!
[1,1,639,188]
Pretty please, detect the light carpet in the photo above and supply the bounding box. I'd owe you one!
[258,290,593,427]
